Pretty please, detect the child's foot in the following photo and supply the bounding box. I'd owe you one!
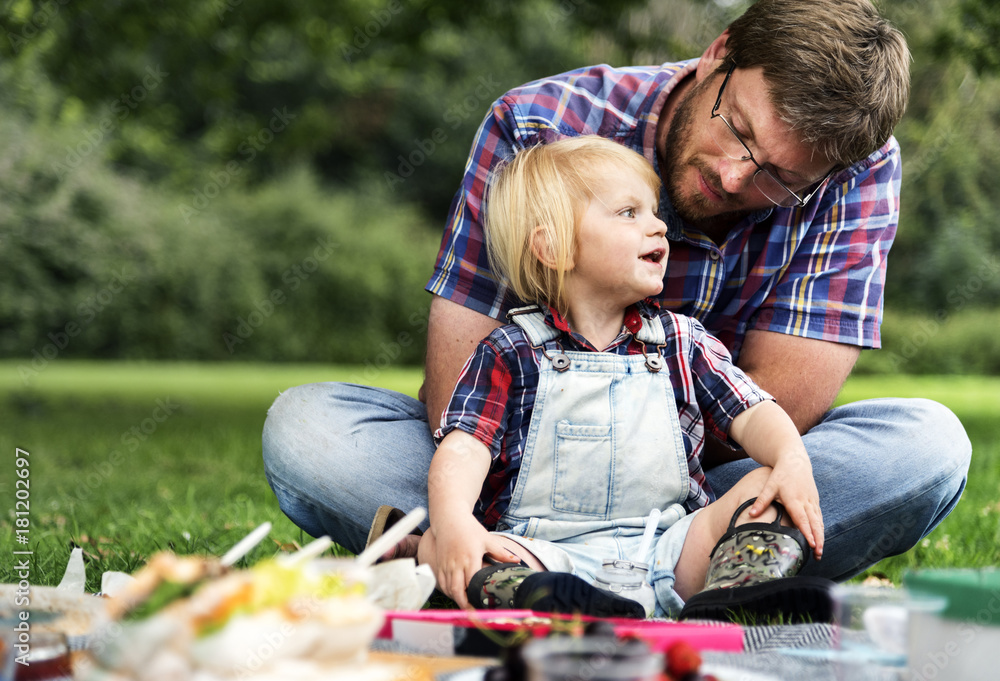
[515,572,646,619]
[466,564,645,619]
[467,562,535,608]
[679,497,834,623]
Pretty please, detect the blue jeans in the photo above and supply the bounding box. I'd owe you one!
[261,383,971,582]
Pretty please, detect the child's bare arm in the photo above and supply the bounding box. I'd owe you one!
[729,400,824,559]
[426,430,519,608]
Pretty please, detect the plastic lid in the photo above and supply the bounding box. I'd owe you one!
[903,569,1000,624]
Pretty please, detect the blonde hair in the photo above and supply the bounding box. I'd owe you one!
[725,0,910,167]
[483,135,661,317]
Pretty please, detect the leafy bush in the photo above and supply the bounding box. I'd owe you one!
[0,113,439,370]
[855,308,1000,375]
[211,167,438,364]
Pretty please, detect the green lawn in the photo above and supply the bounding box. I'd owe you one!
[0,361,997,590]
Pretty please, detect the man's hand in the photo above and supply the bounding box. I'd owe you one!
[422,295,502,425]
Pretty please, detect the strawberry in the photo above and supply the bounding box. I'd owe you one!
[665,640,702,679]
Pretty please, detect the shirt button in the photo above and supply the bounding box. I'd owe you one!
[710,251,720,260]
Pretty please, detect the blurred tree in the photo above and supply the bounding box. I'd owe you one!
[2,0,999,365]
[933,0,1000,75]
[0,0,659,218]
[881,0,1000,311]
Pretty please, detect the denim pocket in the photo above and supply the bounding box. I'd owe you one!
[552,421,612,517]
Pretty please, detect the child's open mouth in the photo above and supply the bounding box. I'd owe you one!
[640,248,665,264]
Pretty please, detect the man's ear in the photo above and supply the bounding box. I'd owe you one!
[530,225,573,270]
[696,29,730,82]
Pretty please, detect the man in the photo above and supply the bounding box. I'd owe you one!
[263,0,970,582]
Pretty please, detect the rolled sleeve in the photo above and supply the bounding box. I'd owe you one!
[434,337,513,459]
[685,316,774,444]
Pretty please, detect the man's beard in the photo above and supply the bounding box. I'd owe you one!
[661,82,750,228]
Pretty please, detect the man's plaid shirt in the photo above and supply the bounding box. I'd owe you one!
[426,60,901,360]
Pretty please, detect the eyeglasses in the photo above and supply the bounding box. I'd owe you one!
[709,63,829,208]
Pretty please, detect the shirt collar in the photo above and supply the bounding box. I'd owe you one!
[544,299,659,343]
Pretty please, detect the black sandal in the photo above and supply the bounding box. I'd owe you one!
[679,497,834,623]
[513,572,646,619]
[466,563,645,619]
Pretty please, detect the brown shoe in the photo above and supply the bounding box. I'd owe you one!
[364,505,423,562]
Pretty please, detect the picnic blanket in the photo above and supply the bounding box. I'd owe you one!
[704,623,902,681]
[416,623,905,680]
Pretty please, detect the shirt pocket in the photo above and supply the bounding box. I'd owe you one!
[552,421,613,517]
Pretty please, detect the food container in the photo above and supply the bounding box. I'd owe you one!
[521,634,663,681]
[904,568,1000,681]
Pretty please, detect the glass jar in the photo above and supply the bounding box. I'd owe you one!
[593,559,655,617]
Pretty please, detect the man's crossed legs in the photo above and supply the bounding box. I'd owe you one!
[262,382,971,583]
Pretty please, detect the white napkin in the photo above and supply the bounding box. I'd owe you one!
[365,559,436,611]
[56,547,86,592]
[101,571,137,597]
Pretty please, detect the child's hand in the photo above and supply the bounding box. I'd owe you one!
[729,401,824,560]
[749,451,824,559]
[421,515,520,609]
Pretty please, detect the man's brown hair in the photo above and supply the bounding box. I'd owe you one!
[724,0,910,168]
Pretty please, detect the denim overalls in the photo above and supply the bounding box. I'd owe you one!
[493,307,702,615]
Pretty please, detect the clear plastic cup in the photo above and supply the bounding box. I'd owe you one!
[832,585,947,678]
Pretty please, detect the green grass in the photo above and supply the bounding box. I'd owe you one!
[834,375,1000,582]
[0,362,996,591]
[0,360,422,591]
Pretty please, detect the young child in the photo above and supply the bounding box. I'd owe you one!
[416,135,830,620]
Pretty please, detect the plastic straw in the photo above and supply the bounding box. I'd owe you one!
[634,508,661,563]
[354,507,427,568]
[221,521,272,567]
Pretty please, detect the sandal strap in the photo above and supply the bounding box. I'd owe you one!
[712,497,794,559]
[725,497,783,533]
[701,498,810,592]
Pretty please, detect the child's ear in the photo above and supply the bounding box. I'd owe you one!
[530,225,573,270]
